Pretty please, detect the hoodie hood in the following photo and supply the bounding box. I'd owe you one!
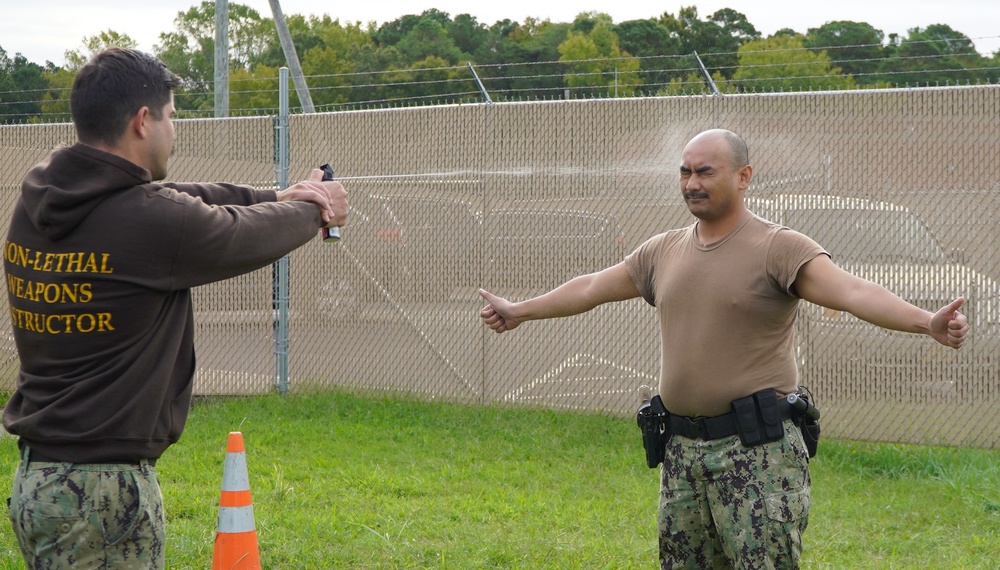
[21,143,152,241]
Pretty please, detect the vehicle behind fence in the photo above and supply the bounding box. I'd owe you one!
[1,86,997,448]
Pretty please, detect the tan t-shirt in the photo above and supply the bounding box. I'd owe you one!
[625,211,827,417]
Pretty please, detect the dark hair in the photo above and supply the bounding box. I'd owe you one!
[70,47,182,146]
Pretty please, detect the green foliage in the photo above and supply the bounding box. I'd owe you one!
[877,24,998,86]
[725,34,856,92]
[0,49,47,124]
[660,70,722,96]
[570,11,614,35]
[155,1,273,114]
[659,6,759,80]
[394,18,464,65]
[447,14,489,58]
[37,67,74,123]
[614,19,684,94]
[372,14,421,47]
[615,19,678,59]
[228,65,279,114]
[709,8,760,43]
[253,14,328,69]
[491,18,572,98]
[63,30,139,71]
[804,21,885,83]
[558,19,641,96]
[158,1,272,71]
[288,19,375,110]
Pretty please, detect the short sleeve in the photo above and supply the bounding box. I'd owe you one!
[625,234,663,306]
[767,228,829,297]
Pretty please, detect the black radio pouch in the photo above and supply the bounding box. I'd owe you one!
[732,389,785,448]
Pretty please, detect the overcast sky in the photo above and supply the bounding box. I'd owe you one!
[4,0,998,66]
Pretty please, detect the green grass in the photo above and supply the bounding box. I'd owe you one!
[0,390,997,569]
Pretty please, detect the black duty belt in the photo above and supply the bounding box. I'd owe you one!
[24,446,156,467]
[668,399,794,441]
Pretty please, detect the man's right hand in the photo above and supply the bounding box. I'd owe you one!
[479,289,520,333]
[277,168,349,228]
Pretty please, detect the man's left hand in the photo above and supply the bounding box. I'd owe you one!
[929,297,968,349]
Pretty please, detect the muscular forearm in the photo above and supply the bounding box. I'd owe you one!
[513,263,640,323]
[513,274,606,322]
[797,255,967,348]
[840,280,932,335]
[480,263,639,333]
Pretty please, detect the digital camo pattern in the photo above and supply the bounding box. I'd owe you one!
[8,454,165,569]
[658,419,811,570]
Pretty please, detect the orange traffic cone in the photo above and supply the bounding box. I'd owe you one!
[212,432,261,570]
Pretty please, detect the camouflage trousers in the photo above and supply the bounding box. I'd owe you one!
[7,445,165,569]
[658,418,811,570]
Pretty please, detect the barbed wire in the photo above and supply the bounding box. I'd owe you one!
[6,65,993,112]
[1,61,994,109]
[1,37,994,98]
[1,37,997,121]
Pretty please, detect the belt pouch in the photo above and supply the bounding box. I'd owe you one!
[732,395,763,447]
[754,389,785,442]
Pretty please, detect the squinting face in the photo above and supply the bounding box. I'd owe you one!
[147,94,176,181]
[678,134,746,221]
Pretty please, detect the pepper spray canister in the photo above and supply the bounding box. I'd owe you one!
[319,163,341,242]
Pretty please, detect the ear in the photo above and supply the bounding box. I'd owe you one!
[738,164,753,189]
[130,106,151,139]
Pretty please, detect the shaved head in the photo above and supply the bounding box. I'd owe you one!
[687,129,749,169]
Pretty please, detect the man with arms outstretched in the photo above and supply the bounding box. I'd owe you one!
[479,129,967,569]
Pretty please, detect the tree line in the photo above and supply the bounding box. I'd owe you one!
[1,2,998,122]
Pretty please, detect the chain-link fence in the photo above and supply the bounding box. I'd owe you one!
[1,86,997,448]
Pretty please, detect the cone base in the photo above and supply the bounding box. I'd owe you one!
[212,531,261,570]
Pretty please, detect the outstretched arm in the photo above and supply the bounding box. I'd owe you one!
[794,255,968,349]
[479,262,641,333]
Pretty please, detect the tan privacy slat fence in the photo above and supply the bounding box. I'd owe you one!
[1,86,997,448]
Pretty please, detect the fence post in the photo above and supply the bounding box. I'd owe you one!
[693,51,721,96]
[467,62,493,104]
[273,67,291,394]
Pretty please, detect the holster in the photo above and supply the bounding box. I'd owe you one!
[789,390,821,459]
[637,394,669,468]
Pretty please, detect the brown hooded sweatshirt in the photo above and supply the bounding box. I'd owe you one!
[3,143,323,462]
